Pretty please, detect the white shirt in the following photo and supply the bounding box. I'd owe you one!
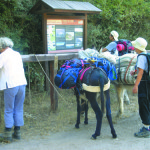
[0,48,27,90]
[105,41,118,56]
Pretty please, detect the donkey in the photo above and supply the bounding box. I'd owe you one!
[112,53,137,117]
[113,83,135,117]
[79,48,136,118]
[74,67,117,139]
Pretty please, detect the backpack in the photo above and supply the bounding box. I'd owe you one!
[116,39,134,56]
[138,53,150,81]
[54,58,86,89]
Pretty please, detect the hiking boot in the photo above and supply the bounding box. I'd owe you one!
[0,129,12,143]
[12,129,21,140]
[134,127,150,138]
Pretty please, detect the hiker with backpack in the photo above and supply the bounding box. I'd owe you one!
[130,37,150,138]
[102,30,119,56]
[102,30,130,103]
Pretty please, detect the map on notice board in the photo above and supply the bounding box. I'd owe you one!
[47,19,84,53]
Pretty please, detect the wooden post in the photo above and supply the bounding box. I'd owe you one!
[54,56,58,109]
[50,56,58,112]
[84,14,87,50]
[42,13,50,92]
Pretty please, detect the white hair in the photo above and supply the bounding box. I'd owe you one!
[0,37,14,50]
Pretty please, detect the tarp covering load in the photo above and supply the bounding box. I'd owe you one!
[115,53,137,84]
[116,53,137,67]
[79,49,117,64]
[78,49,99,60]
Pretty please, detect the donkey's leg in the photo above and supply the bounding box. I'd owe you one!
[80,99,85,115]
[84,101,88,125]
[79,94,88,124]
[123,89,130,105]
[75,93,81,129]
[80,98,88,124]
[105,90,117,138]
[114,85,124,117]
[86,92,103,139]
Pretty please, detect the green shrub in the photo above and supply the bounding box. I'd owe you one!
[85,0,150,49]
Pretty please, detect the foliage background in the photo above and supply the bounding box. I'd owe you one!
[0,0,150,91]
[85,0,150,50]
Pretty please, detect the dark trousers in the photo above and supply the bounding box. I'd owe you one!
[138,81,150,125]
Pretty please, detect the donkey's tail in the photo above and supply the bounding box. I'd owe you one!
[98,68,110,114]
[99,77,105,113]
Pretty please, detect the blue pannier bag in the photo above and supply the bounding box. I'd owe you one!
[54,58,85,89]
[92,57,117,80]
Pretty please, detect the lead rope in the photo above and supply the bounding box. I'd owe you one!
[34,54,65,101]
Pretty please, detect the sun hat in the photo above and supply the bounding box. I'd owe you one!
[110,30,119,41]
[131,37,147,52]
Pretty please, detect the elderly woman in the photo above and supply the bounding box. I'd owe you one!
[0,37,27,143]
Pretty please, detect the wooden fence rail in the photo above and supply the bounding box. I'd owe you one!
[21,53,78,62]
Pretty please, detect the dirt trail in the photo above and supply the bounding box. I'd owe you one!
[0,112,150,150]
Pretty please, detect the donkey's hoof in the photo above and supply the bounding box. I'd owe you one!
[112,134,117,138]
[124,100,130,105]
[91,136,96,140]
[84,121,88,125]
[75,124,79,129]
[91,134,97,140]
[116,111,123,118]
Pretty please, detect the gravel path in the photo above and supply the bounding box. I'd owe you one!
[1,112,150,150]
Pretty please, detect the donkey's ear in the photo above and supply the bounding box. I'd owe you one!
[91,45,95,49]
[99,47,103,53]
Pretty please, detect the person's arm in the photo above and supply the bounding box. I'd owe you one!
[0,55,4,69]
[132,68,144,94]
[102,48,108,52]
[102,42,116,53]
